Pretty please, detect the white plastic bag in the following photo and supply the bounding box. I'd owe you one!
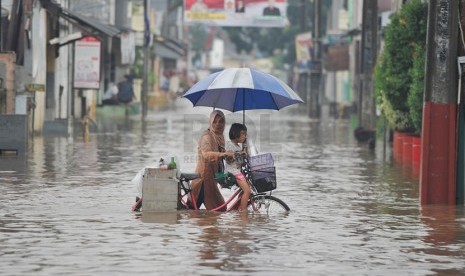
[132,157,182,197]
[131,167,145,197]
[246,136,258,157]
[132,161,158,197]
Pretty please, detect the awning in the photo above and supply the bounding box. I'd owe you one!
[60,10,120,37]
[153,36,187,59]
[40,0,121,38]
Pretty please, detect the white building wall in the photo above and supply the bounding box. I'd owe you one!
[391,0,403,13]
[348,0,363,110]
[56,42,69,119]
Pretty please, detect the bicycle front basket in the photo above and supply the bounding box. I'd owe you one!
[251,166,277,193]
[249,153,274,171]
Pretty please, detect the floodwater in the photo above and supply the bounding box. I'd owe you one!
[1,99,465,276]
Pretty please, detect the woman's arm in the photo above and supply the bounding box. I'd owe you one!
[198,135,232,161]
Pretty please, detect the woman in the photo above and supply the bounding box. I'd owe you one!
[191,110,234,211]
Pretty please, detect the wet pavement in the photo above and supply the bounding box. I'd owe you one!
[1,99,465,275]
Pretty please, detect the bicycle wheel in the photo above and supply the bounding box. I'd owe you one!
[247,195,290,214]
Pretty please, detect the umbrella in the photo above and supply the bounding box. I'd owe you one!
[183,67,304,123]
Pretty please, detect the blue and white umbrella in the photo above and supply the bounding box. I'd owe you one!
[183,68,304,122]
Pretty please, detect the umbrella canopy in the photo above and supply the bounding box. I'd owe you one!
[183,68,304,112]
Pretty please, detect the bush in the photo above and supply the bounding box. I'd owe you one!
[408,44,426,133]
[374,0,428,132]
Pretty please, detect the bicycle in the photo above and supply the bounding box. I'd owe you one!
[177,152,290,214]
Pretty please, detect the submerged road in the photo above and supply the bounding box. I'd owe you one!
[1,99,464,275]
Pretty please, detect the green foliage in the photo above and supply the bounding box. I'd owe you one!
[375,54,412,131]
[187,25,211,66]
[374,0,427,132]
[224,27,256,54]
[408,44,426,133]
[132,46,145,78]
[188,25,210,52]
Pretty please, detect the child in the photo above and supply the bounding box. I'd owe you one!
[225,123,251,212]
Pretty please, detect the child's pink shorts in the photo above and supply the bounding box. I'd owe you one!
[234,173,245,181]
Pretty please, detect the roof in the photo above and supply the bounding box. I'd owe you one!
[40,0,121,38]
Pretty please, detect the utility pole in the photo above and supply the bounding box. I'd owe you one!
[309,0,321,118]
[0,0,2,52]
[421,0,458,204]
[142,0,150,120]
[360,0,378,130]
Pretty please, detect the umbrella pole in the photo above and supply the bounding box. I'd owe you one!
[243,89,245,125]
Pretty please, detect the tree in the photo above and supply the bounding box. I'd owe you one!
[187,25,210,67]
[223,1,330,68]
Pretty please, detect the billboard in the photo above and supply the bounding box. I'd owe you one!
[184,0,287,27]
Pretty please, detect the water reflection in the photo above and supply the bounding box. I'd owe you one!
[192,212,247,270]
[421,206,465,245]
[139,211,181,224]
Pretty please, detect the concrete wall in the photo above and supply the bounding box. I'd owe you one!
[391,0,403,13]
[142,168,178,212]
[0,53,16,114]
[0,115,28,155]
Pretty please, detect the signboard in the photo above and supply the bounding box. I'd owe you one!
[73,37,101,89]
[324,45,349,71]
[184,0,287,27]
[25,83,45,92]
[295,32,313,72]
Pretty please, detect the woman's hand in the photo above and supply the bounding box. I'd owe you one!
[223,150,235,159]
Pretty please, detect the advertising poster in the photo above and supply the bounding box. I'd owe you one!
[295,32,313,71]
[74,37,101,89]
[184,0,287,27]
